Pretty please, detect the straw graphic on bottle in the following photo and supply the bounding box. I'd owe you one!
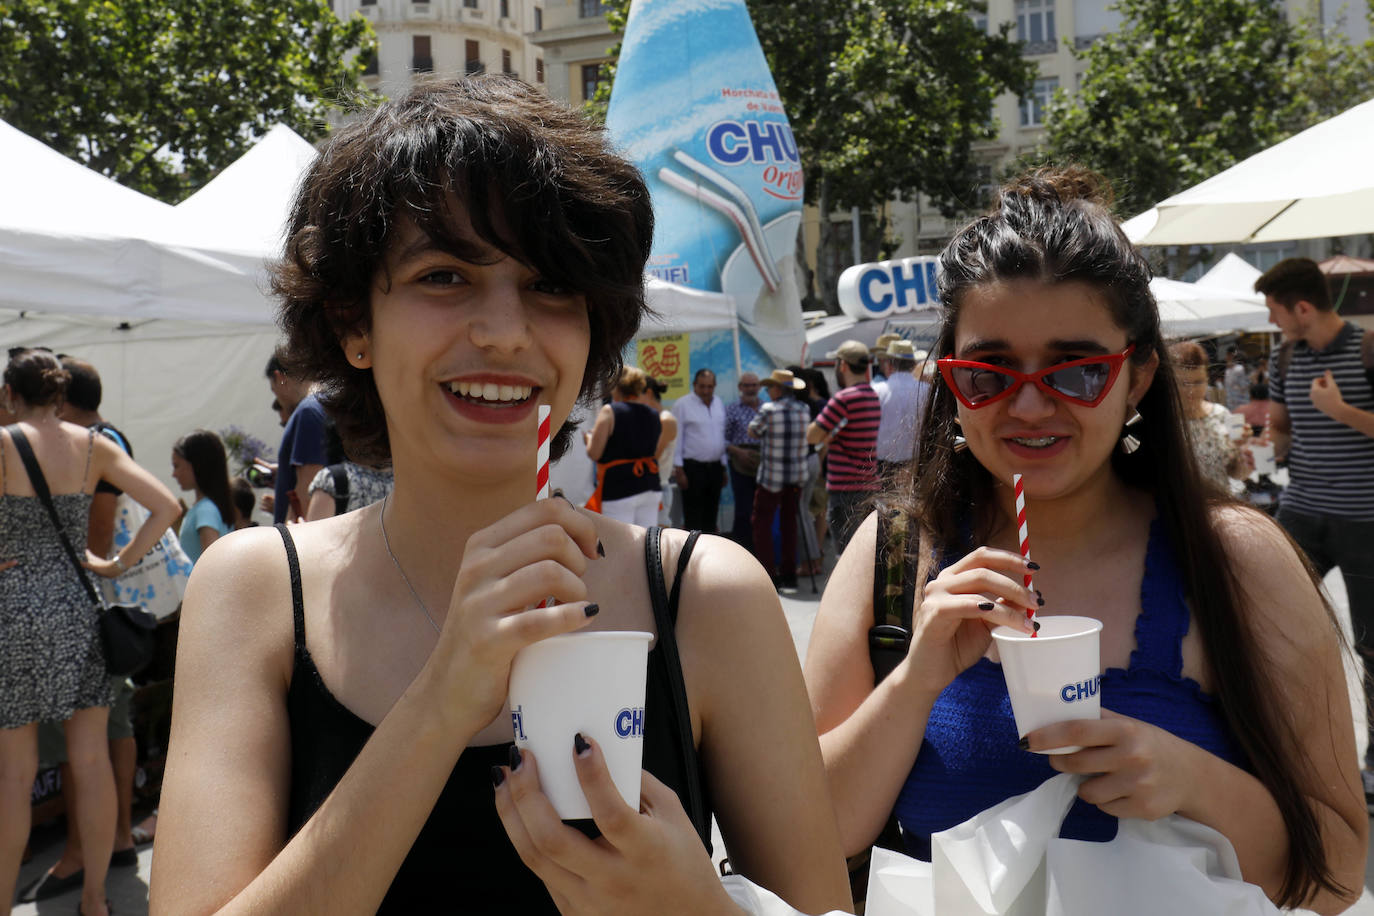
[537,405,553,609]
[1014,473,1036,636]
[658,151,780,293]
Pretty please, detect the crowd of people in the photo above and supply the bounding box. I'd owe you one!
[3,75,1372,916]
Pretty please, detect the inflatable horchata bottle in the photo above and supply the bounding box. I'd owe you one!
[606,0,806,379]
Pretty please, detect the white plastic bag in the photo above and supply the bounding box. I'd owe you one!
[99,492,193,620]
[866,773,1281,915]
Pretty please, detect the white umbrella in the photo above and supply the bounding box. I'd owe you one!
[1151,277,1275,337]
[1123,96,1374,246]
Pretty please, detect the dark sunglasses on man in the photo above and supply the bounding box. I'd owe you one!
[937,345,1136,410]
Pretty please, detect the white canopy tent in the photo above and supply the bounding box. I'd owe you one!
[1150,277,1275,338]
[1197,252,1263,293]
[0,120,292,491]
[1122,97,1374,246]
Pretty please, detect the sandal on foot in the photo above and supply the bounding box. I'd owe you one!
[18,867,84,902]
[130,824,154,846]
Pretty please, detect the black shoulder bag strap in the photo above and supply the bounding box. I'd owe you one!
[6,425,101,607]
[644,525,710,848]
[328,464,349,516]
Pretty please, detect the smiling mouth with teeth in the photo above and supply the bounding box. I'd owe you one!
[446,380,536,405]
[1011,436,1061,448]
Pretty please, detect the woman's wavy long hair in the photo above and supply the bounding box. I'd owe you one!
[890,166,1347,908]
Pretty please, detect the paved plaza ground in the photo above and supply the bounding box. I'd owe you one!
[14,563,1374,914]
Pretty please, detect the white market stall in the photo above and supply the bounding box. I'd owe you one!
[0,119,291,488]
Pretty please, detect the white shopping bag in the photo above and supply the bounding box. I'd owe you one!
[99,492,193,620]
[865,773,1281,916]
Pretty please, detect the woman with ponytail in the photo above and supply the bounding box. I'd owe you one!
[804,167,1366,912]
[170,430,234,564]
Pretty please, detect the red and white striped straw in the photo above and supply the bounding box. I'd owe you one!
[1013,473,1036,635]
[536,405,551,501]
[536,405,552,608]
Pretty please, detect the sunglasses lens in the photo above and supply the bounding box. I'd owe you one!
[952,366,1016,404]
[1044,363,1112,402]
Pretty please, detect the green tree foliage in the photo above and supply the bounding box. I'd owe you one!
[1043,0,1374,219]
[0,0,375,202]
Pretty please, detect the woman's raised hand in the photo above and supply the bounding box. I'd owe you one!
[1028,709,1200,821]
[494,737,741,916]
[904,546,1038,696]
[433,498,603,732]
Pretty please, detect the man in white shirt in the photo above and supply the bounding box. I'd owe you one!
[872,339,930,478]
[672,368,728,532]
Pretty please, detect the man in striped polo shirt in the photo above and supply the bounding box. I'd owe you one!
[1258,258,1374,773]
[808,339,882,556]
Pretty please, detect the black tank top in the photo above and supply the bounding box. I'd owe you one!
[279,525,711,914]
[600,401,662,501]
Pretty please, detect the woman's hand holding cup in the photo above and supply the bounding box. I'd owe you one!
[429,498,602,734]
[494,736,740,916]
[903,546,1039,697]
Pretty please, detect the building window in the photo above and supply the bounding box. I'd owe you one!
[500,0,509,17]
[1016,0,1055,44]
[581,63,601,102]
[360,0,375,6]
[534,6,542,30]
[1019,76,1057,127]
[971,12,987,33]
[413,35,433,72]
[502,49,512,74]
[463,0,479,8]
[466,39,483,75]
[580,0,607,18]
[536,59,544,83]
[362,48,378,76]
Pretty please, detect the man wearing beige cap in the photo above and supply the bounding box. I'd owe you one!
[873,338,931,478]
[807,340,881,555]
[748,369,811,591]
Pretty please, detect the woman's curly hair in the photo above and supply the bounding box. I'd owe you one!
[270,75,654,464]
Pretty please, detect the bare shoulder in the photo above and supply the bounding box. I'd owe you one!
[663,530,781,636]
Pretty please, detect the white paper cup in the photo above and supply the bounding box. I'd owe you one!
[992,615,1103,754]
[508,631,652,819]
[1225,412,1246,440]
[1250,441,1276,476]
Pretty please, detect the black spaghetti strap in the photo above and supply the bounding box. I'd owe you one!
[643,526,710,847]
[666,530,702,625]
[275,524,307,650]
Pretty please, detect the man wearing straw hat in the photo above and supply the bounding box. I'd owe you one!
[872,338,931,480]
[748,369,811,592]
[870,332,901,383]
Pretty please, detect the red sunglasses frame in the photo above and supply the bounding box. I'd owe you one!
[937,345,1136,410]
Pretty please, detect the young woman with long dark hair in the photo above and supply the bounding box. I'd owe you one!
[170,430,233,564]
[803,168,1366,913]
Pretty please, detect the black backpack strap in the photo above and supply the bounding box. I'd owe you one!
[1360,328,1374,391]
[6,425,99,606]
[644,525,710,847]
[328,464,349,516]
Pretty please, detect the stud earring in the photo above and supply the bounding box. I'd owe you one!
[1119,407,1143,454]
[355,352,366,362]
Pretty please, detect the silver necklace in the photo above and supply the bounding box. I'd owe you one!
[379,494,442,635]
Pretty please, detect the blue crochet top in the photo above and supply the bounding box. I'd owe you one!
[892,516,1249,860]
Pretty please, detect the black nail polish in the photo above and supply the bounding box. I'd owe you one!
[1026,561,1041,571]
[1033,620,1041,632]
[584,603,600,618]
[574,732,590,755]
[978,601,995,611]
[1018,737,1030,751]
[1036,595,1045,607]
[509,745,522,771]
[596,540,606,558]
[491,765,505,787]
